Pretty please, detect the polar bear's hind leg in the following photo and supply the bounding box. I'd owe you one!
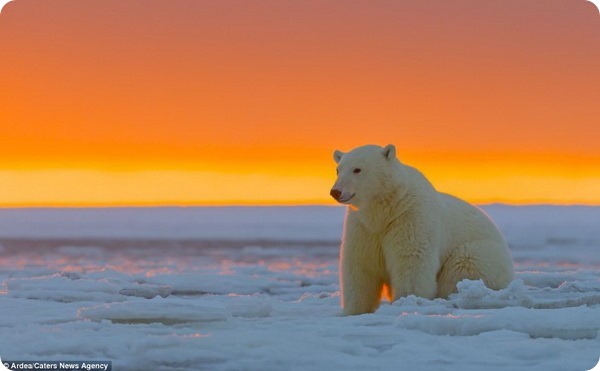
[436,240,514,298]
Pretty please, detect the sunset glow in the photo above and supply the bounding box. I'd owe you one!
[1,0,598,206]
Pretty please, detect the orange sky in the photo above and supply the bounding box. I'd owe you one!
[0,0,599,206]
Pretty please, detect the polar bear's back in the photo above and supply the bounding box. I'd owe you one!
[403,164,506,247]
[437,192,507,250]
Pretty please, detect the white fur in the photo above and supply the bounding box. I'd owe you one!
[331,144,514,315]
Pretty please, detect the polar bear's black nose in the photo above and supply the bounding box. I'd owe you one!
[330,189,341,200]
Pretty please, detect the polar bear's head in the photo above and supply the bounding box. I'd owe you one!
[330,144,398,207]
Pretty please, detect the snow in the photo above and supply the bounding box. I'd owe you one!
[0,205,599,370]
[0,206,344,241]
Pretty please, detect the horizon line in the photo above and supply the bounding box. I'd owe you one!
[0,201,598,209]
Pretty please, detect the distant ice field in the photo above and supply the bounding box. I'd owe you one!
[0,205,599,370]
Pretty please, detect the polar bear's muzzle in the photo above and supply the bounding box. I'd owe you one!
[330,188,355,204]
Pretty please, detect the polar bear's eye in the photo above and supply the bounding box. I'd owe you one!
[353,168,362,174]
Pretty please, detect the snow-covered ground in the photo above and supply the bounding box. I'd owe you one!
[0,205,599,370]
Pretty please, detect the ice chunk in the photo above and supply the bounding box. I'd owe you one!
[395,305,600,340]
[450,279,535,309]
[6,274,171,302]
[78,298,230,324]
[226,295,272,318]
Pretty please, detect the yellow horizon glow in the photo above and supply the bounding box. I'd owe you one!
[2,151,598,207]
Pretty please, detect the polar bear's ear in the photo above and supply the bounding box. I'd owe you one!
[333,150,345,163]
[382,144,396,160]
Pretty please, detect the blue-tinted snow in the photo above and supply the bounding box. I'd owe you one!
[0,206,598,370]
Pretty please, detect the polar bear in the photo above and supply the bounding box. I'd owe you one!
[330,144,514,315]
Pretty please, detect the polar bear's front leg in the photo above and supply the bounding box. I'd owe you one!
[382,227,439,300]
[340,253,384,315]
[340,216,384,315]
